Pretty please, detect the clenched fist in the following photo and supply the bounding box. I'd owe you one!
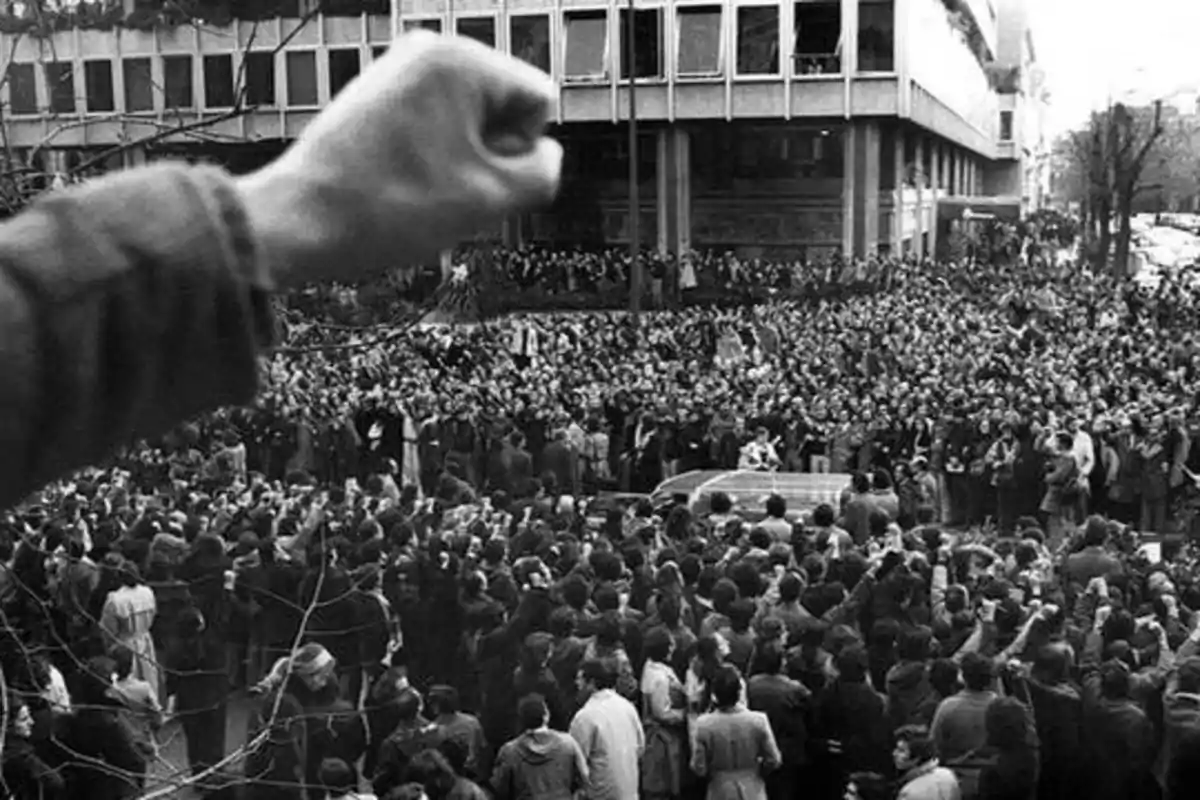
[239,32,563,286]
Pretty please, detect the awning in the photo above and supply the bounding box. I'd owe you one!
[937,196,1022,222]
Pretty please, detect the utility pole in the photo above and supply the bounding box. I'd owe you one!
[626,0,641,317]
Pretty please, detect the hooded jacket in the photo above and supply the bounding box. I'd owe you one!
[491,728,588,800]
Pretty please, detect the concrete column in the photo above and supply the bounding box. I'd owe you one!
[842,123,857,256]
[656,127,691,255]
[914,136,926,259]
[502,215,521,247]
[122,146,148,168]
[892,126,905,252]
[851,120,882,257]
[929,140,941,258]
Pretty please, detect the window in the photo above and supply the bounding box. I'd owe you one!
[163,55,194,109]
[564,10,608,81]
[328,49,360,97]
[457,17,496,48]
[45,62,75,114]
[793,1,841,74]
[8,63,36,115]
[285,51,318,106]
[736,6,779,75]
[510,15,551,74]
[403,18,441,33]
[123,58,153,111]
[203,54,235,108]
[858,0,894,72]
[322,0,388,14]
[83,60,115,112]
[999,110,1013,141]
[244,52,276,106]
[372,45,388,60]
[677,6,723,77]
[618,8,663,80]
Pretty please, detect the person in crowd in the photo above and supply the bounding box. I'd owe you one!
[0,34,1197,800]
[892,724,961,800]
[492,693,588,800]
[568,658,644,800]
[99,560,159,700]
[57,656,147,800]
[639,626,687,800]
[1,693,64,800]
[108,644,164,766]
[690,663,781,800]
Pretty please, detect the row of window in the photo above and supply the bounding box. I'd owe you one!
[403,1,894,80]
[6,3,897,116]
[7,45,389,115]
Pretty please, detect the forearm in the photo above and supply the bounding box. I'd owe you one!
[0,163,275,510]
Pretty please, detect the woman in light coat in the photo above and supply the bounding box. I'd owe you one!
[641,627,687,800]
[690,664,781,800]
[100,560,159,700]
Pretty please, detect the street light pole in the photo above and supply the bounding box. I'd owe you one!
[626,0,641,317]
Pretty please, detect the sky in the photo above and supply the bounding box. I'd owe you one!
[1034,0,1200,136]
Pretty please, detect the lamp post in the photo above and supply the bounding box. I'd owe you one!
[626,0,641,317]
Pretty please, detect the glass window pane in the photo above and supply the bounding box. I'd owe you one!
[164,55,194,109]
[403,18,442,33]
[619,9,663,79]
[564,11,608,80]
[204,54,235,108]
[9,63,36,115]
[323,0,388,15]
[285,51,318,106]
[1000,110,1013,140]
[677,6,722,76]
[794,1,841,74]
[328,48,360,97]
[245,52,276,106]
[46,62,75,114]
[858,0,894,72]
[372,45,388,60]
[84,60,115,112]
[457,17,496,48]
[510,14,550,74]
[736,6,779,75]
[123,58,153,112]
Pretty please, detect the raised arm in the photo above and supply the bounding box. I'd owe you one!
[0,32,560,511]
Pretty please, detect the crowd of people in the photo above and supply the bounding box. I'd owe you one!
[5,237,1200,800]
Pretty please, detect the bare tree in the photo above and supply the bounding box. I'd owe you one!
[1060,101,1164,274]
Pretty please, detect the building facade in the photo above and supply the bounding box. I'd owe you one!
[0,0,1039,257]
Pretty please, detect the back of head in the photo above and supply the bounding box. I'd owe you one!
[711,664,743,708]
[579,657,618,691]
[319,758,358,797]
[985,696,1030,751]
[110,646,135,681]
[518,693,549,732]
[960,652,994,691]
[765,493,787,519]
[835,644,869,684]
[1083,515,1109,547]
[1099,660,1131,700]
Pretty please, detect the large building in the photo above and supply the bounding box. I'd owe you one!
[0,0,1043,257]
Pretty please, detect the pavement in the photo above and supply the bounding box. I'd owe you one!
[145,692,256,799]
